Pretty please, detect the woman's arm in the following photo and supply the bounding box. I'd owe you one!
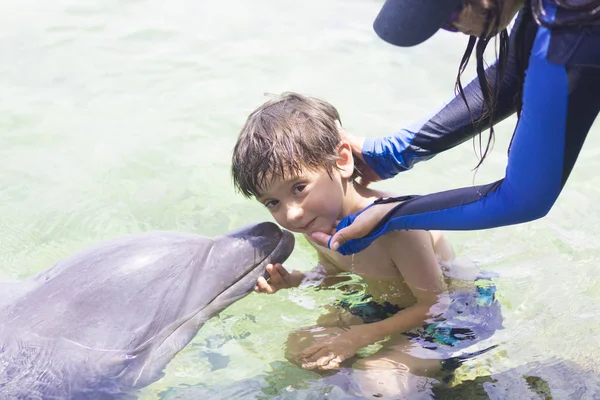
[316,19,600,256]
[363,12,525,179]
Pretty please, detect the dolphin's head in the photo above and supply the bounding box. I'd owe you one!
[124,222,295,388]
[201,221,295,312]
[7,222,294,342]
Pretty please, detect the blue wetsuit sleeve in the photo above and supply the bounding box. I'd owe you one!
[363,14,525,179]
[337,14,600,255]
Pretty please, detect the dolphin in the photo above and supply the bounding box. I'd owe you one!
[0,222,294,399]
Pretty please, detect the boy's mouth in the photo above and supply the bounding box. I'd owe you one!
[300,218,317,232]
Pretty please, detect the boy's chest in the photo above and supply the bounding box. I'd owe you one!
[317,240,400,278]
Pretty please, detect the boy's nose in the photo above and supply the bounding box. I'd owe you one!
[286,204,304,222]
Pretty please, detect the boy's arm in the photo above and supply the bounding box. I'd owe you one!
[430,230,455,263]
[299,230,449,370]
[358,230,447,342]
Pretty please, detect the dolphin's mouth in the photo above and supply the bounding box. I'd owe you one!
[214,228,295,303]
[255,229,295,280]
[183,229,294,322]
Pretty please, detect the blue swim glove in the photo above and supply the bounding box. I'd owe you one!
[328,207,373,255]
[330,196,414,255]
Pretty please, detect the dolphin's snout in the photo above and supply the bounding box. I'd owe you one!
[221,222,294,273]
[227,222,284,245]
[236,221,282,237]
[272,229,295,265]
[259,228,295,281]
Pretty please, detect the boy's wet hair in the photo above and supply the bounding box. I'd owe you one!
[232,92,345,198]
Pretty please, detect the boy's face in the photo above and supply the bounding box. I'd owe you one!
[256,167,346,235]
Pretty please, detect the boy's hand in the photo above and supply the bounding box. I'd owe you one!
[255,263,295,294]
[298,326,373,370]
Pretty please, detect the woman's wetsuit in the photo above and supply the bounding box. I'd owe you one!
[337,3,600,255]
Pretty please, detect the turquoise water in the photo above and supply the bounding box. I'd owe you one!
[0,0,599,398]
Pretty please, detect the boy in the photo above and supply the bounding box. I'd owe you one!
[231,92,500,395]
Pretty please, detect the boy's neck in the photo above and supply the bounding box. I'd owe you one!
[340,180,386,218]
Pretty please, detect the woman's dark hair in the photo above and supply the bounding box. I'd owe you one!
[455,0,600,169]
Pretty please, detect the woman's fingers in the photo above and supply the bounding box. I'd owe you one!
[328,222,368,251]
[308,231,332,248]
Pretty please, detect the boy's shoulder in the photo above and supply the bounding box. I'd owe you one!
[379,229,454,266]
[364,190,438,252]
[377,229,433,253]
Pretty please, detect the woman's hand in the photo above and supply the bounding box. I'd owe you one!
[297,326,374,370]
[255,263,301,294]
[309,201,399,252]
[335,121,381,187]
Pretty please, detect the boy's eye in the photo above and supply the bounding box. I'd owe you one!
[293,184,307,195]
[264,200,279,209]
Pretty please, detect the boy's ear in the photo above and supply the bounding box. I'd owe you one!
[336,141,354,179]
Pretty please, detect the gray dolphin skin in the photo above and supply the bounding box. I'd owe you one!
[0,222,294,399]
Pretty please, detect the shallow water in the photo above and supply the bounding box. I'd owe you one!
[0,0,599,398]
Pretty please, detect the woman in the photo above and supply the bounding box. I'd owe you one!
[311,0,600,255]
